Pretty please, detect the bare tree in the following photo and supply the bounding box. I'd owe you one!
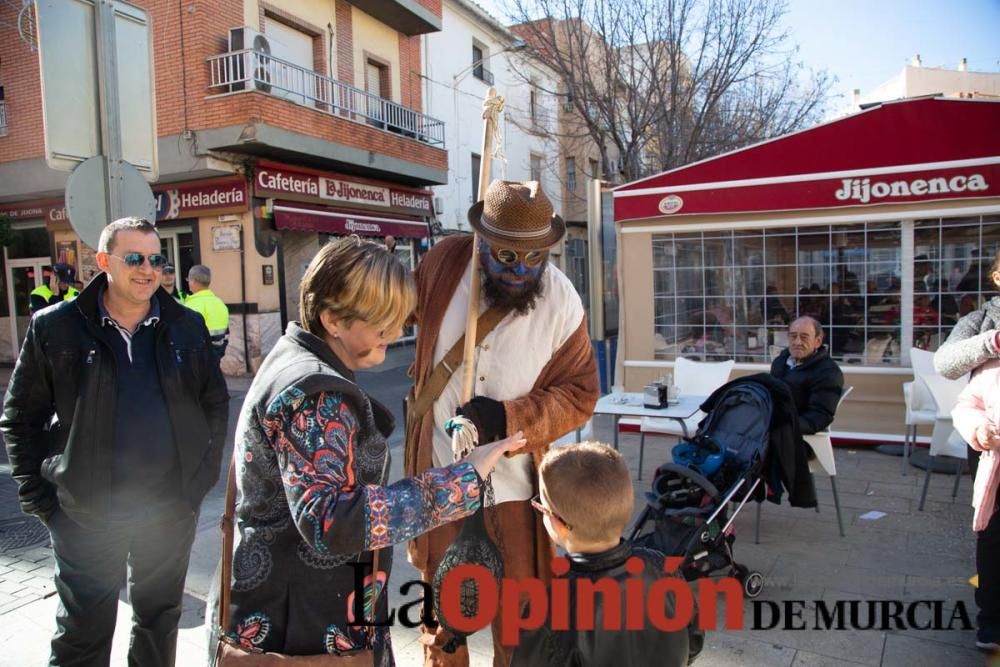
[500,0,833,183]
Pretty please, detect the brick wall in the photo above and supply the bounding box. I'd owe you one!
[0,0,442,176]
[0,4,46,161]
[335,0,354,86]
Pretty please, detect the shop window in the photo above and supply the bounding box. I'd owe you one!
[6,227,51,259]
[652,223,906,366]
[913,215,1000,352]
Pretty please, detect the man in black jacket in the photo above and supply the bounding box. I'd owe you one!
[1,217,229,667]
[770,316,845,436]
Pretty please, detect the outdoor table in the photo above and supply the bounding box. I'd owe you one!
[587,392,707,450]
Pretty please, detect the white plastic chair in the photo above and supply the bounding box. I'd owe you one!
[916,373,969,511]
[637,358,735,479]
[902,348,940,475]
[754,386,853,542]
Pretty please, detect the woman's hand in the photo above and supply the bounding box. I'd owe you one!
[975,423,1000,450]
[463,430,527,479]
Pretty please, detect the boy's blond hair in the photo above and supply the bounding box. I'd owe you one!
[539,442,633,544]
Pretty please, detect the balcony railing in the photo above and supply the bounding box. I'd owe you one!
[207,49,445,147]
[0,100,7,137]
[473,64,495,86]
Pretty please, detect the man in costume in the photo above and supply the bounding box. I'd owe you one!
[406,180,599,666]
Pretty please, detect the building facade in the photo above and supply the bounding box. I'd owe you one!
[0,0,446,372]
[612,98,1000,441]
[422,0,564,260]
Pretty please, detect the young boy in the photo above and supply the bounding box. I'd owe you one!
[511,442,703,666]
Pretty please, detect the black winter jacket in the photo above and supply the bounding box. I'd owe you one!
[770,346,844,435]
[510,541,703,667]
[702,374,817,508]
[0,273,230,526]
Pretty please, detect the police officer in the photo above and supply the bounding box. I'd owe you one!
[160,263,186,303]
[184,264,229,362]
[30,263,80,314]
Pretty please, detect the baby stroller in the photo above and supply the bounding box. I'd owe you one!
[629,383,771,598]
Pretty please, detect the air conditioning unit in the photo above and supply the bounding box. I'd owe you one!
[228,27,272,93]
[433,197,444,215]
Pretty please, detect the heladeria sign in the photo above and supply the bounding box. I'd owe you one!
[254,163,432,217]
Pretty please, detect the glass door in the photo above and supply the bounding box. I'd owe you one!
[6,256,51,360]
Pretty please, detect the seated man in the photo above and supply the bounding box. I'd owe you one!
[770,316,845,435]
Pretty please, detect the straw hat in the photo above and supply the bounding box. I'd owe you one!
[467,180,565,251]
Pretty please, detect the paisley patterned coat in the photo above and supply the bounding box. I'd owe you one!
[221,323,482,664]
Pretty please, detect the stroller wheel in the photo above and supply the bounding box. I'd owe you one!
[740,570,765,598]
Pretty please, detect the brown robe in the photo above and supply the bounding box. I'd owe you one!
[404,235,599,661]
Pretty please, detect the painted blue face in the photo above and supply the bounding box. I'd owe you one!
[479,241,545,290]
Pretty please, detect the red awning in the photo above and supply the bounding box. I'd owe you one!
[273,203,429,238]
[614,98,1000,222]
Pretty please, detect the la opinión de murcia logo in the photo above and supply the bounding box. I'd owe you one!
[834,173,989,204]
[343,556,972,644]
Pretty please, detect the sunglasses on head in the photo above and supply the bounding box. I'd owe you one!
[489,246,547,268]
[112,252,167,270]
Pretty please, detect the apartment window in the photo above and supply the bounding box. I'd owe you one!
[471,42,493,84]
[471,153,482,201]
[590,158,600,179]
[530,154,542,183]
[529,87,539,127]
[365,59,389,127]
[566,157,577,192]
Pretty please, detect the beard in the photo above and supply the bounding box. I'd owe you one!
[482,261,548,316]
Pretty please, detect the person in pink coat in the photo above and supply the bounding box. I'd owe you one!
[951,359,1000,654]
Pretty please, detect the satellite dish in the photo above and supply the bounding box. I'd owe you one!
[65,156,156,249]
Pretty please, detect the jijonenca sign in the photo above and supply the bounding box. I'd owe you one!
[255,167,432,215]
[834,173,989,204]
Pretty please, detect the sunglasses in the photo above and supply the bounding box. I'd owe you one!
[530,493,572,530]
[111,253,167,270]
[490,246,547,268]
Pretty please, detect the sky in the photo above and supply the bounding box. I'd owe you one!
[471,0,1000,116]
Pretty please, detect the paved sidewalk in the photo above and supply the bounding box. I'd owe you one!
[0,359,994,666]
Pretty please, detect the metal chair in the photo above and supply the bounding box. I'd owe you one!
[755,386,853,543]
[637,358,735,479]
[915,373,968,511]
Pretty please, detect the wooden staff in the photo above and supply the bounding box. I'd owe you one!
[460,87,504,405]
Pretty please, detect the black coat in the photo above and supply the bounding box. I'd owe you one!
[702,374,817,508]
[770,346,845,435]
[511,541,703,667]
[1,273,230,525]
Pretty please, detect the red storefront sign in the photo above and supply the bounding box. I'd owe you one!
[153,177,248,220]
[614,98,1000,222]
[0,199,67,223]
[254,162,433,217]
[273,202,429,238]
[615,163,1000,220]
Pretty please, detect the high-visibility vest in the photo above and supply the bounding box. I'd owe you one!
[30,285,79,307]
[184,289,230,356]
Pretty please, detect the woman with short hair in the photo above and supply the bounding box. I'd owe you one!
[215,236,524,663]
